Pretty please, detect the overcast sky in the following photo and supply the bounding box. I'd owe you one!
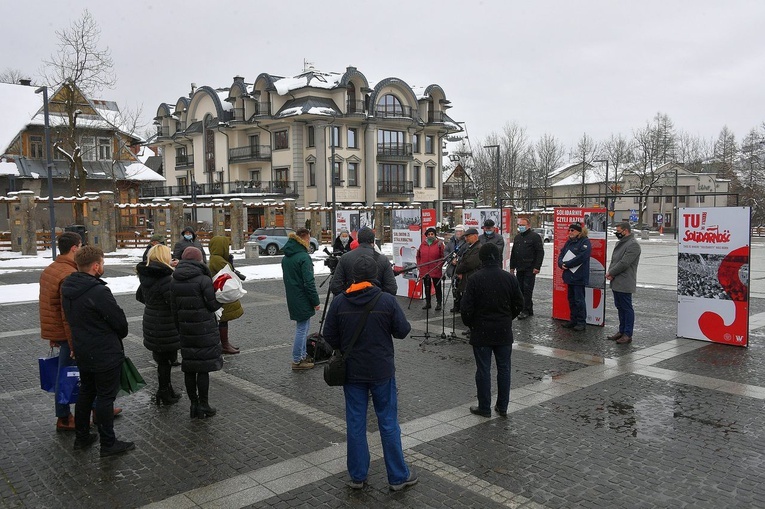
[4,0,765,154]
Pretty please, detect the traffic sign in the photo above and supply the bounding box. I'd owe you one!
[657,214,663,223]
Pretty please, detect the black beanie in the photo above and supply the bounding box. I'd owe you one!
[479,242,500,262]
[352,255,378,283]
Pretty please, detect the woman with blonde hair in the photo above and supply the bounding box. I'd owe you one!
[136,244,181,405]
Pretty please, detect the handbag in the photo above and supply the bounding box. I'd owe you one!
[213,264,247,304]
[56,365,80,404]
[324,292,383,387]
[39,350,58,392]
[118,357,146,396]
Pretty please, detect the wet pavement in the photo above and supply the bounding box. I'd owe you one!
[1,239,765,508]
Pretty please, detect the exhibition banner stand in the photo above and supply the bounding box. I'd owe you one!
[392,208,424,298]
[552,207,607,326]
[461,207,513,270]
[335,210,374,240]
[677,207,751,347]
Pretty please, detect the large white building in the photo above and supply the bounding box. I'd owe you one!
[148,66,461,230]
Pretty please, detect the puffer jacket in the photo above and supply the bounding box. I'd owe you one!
[455,240,482,292]
[557,234,592,286]
[136,261,180,352]
[281,233,320,322]
[324,283,411,383]
[172,227,206,263]
[170,259,223,373]
[39,256,77,345]
[61,272,128,373]
[208,236,244,322]
[416,238,445,279]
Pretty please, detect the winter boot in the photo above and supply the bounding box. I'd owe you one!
[155,387,180,406]
[197,396,217,418]
[219,324,240,355]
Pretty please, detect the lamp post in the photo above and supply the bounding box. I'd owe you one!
[35,86,57,259]
[484,144,501,232]
[330,124,337,237]
[594,159,610,225]
[674,167,679,240]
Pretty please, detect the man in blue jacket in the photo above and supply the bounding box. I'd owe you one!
[324,255,417,492]
[62,245,133,457]
[557,222,592,331]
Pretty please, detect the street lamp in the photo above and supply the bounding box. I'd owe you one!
[594,159,610,225]
[35,85,57,259]
[484,145,501,232]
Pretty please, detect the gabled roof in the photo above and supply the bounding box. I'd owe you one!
[274,97,341,119]
[9,157,164,181]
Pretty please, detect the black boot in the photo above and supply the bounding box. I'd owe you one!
[197,396,217,417]
[189,396,204,419]
[435,300,442,311]
[422,298,431,310]
[156,363,180,405]
[155,387,180,406]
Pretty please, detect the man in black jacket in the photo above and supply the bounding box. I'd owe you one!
[330,227,397,296]
[461,243,524,418]
[172,226,206,263]
[452,228,481,313]
[62,245,134,457]
[509,217,545,319]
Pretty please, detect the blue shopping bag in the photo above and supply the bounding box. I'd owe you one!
[38,354,58,393]
[56,365,80,405]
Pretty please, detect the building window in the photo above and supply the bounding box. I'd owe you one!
[100,138,113,160]
[696,195,705,203]
[633,197,640,204]
[307,162,316,186]
[377,94,404,116]
[413,165,421,187]
[274,167,289,187]
[378,164,406,186]
[331,126,341,148]
[425,135,435,154]
[653,196,660,204]
[82,137,96,161]
[426,166,435,188]
[348,162,358,186]
[307,126,315,147]
[348,128,357,148]
[332,161,342,185]
[679,195,686,203]
[249,134,260,149]
[412,134,420,153]
[249,169,261,185]
[274,129,289,150]
[665,195,673,203]
[216,171,224,184]
[30,136,44,159]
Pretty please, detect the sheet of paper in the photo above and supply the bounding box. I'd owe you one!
[562,250,579,273]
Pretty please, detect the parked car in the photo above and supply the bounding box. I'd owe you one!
[248,227,319,255]
[532,227,553,243]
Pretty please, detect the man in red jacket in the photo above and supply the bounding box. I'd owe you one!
[416,227,445,310]
[38,232,81,431]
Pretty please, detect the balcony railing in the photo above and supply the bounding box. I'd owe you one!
[377,181,414,196]
[229,145,272,162]
[253,102,271,116]
[443,183,477,200]
[156,126,170,138]
[346,99,365,115]
[175,154,194,168]
[377,143,413,160]
[139,180,299,199]
[375,105,414,119]
[231,107,245,121]
[427,111,446,123]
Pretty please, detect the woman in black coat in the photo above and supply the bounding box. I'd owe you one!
[170,246,223,419]
[136,244,181,406]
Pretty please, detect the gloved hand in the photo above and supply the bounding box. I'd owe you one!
[234,269,246,281]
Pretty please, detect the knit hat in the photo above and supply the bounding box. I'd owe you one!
[150,233,165,243]
[181,246,203,261]
[454,224,464,231]
[479,242,500,262]
[483,219,495,228]
[425,227,437,236]
[352,255,378,283]
[357,227,375,244]
[569,222,583,232]
[464,227,479,236]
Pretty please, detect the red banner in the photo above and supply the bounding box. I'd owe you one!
[552,207,607,326]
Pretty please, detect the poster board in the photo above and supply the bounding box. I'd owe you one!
[677,207,750,347]
[462,207,513,270]
[392,209,422,297]
[552,207,607,326]
[335,210,374,239]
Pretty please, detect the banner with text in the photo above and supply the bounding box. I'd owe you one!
[677,207,750,347]
[552,207,607,326]
[335,210,374,239]
[392,209,423,298]
[462,207,513,270]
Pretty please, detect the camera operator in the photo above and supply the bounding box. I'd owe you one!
[332,229,353,256]
[330,228,397,296]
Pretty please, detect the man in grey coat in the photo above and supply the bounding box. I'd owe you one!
[605,223,641,344]
[330,228,398,296]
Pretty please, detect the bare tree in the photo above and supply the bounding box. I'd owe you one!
[42,9,116,223]
[531,133,565,209]
[499,122,531,209]
[676,131,712,171]
[0,67,27,84]
[570,133,598,206]
[600,133,634,192]
[629,121,675,225]
[654,112,676,164]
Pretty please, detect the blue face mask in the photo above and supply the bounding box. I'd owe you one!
[484,230,494,237]
[518,226,527,233]
[184,234,193,241]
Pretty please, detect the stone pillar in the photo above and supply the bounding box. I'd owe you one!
[283,198,296,229]
[316,125,327,206]
[152,199,169,243]
[265,204,278,227]
[99,191,116,253]
[83,193,104,250]
[212,198,226,237]
[373,203,385,236]
[453,206,463,227]
[169,198,185,245]
[229,198,244,249]
[309,209,322,240]
[365,123,377,206]
[16,191,37,255]
[8,192,21,252]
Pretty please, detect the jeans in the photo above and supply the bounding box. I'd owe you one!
[75,364,121,447]
[515,269,537,314]
[567,285,586,325]
[343,378,410,485]
[292,318,311,363]
[54,342,74,418]
[472,345,512,413]
[612,290,634,336]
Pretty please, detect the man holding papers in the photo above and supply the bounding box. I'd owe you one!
[557,222,592,331]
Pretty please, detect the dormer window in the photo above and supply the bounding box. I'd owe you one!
[378,94,403,117]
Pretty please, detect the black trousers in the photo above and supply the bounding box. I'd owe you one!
[75,363,121,446]
[423,275,442,304]
[515,269,537,314]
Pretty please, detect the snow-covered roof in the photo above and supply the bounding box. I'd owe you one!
[552,167,606,187]
[124,162,165,182]
[274,97,341,119]
[0,160,20,176]
[135,146,156,164]
[273,69,343,95]
[0,83,43,154]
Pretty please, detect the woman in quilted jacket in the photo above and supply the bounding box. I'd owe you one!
[208,236,243,355]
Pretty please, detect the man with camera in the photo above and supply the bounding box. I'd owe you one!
[330,228,397,296]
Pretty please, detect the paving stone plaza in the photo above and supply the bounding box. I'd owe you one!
[1,239,765,508]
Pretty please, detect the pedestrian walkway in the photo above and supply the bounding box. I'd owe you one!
[2,268,765,507]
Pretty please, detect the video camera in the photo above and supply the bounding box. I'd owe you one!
[323,247,340,273]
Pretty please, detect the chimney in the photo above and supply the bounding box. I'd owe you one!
[190,82,197,97]
[233,76,244,83]
[18,78,32,86]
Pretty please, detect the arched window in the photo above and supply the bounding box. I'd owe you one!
[377,94,403,117]
[347,82,357,113]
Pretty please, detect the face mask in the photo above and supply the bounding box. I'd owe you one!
[484,230,494,237]
[340,236,349,245]
[518,226,527,233]
[184,234,193,241]
[615,231,624,239]
[426,236,435,245]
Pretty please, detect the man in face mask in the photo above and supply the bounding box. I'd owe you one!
[172,226,206,264]
[479,219,505,255]
[509,217,545,319]
[606,222,642,344]
[333,229,353,256]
